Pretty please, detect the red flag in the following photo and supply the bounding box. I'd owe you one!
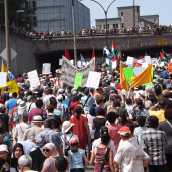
[54,75,58,85]
[112,40,117,49]
[92,48,95,59]
[112,55,117,62]
[138,56,144,59]
[160,52,164,59]
[65,47,70,61]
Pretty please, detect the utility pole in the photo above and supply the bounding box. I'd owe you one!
[4,0,10,70]
[72,0,77,67]
[133,0,135,27]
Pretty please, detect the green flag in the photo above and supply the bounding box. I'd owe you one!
[123,68,134,84]
[74,73,83,90]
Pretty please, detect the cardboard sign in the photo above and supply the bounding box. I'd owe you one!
[145,56,152,64]
[42,63,51,74]
[126,56,134,65]
[0,72,7,86]
[168,63,172,72]
[28,70,40,88]
[142,62,149,67]
[77,61,82,68]
[86,71,101,88]
[74,73,83,89]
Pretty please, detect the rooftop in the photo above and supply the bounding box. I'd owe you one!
[117,5,140,8]
[95,18,121,21]
[141,15,159,17]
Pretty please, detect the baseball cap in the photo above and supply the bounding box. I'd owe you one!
[57,94,63,101]
[99,126,108,135]
[69,138,78,145]
[0,145,8,153]
[58,88,65,94]
[118,126,131,136]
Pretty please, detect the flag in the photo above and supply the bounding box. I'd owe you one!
[103,44,111,59]
[8,71,15,80]
[138,56,144,59]
[112,55,118,69]
[0,80,19,94]
[120,62,129,92]
[160,52,168,62]
[92,48,95,71]
[54,75,58,85]
[92,48,95,59]
[118,56,121,68]
[65,47,70,61]
[145,52,147,56]
[40,34,45,40]
[130,63,153,88]
[1,60,7,72]
[111,41,117,59]
[162,48,171,60]
[81,54,86,67]
[100,59,106,66]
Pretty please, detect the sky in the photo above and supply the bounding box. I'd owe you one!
[80,0,172,26]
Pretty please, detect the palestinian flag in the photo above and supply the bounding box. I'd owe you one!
[100,59,106,66]
[112,55,118,69]
[40,34,45,40]
[160,52,168,62]
[111,41,117,59]
[65,47,70,61]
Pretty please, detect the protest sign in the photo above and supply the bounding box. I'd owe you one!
[86,71,101,88]
[28,70,40,88]
[74,73,83,90]
[77,61,82,68]
[61,56,95,87]
[126,56,134,65]
[145,56,152,64]
[137,59,144,63]
[142,62,149,67]
[123,68,134,83]
[42,63,51,74]
[134,67,146,76]
[59,59,62,65]
[168,63,172,72]
[133,62,142,67]
[0,80,18,94]
[70,60,74,65]
[0,72,7,86]
[152,58,159,64]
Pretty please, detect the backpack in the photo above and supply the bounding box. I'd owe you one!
[63,135,73,156]
[0,134,6,145]
[13,107,26,124]
[2,93,9,103]
[154,84,162,96]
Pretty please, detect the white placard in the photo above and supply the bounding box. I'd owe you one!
[27,70,40,88]
[137,59,144,63]
[159,62,165,67]
[106,58,109,65]
[42,63,51,74]
[134,67,146,76]
[145,56,152,64]
[126,56,134,65]
[86,71,101,89]
[142,62,149,67]
[151,58,159,64]
[0,72,7,86]
[59,59,62,65]
[70,60,74,65]
[77,61,82,68]
[110,83,115,87]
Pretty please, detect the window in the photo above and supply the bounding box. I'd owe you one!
[113,24,115,28]
[107,24,109,28]
[121,12,123,16]
[32,1,36,9]
[116,24,118,28]
[122,23,124,27]
[100,25,102,29]
[154,20,156,24]
[103,25,106,29]
[33,16,37,27]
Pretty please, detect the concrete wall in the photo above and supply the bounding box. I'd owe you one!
[140,15,159,26]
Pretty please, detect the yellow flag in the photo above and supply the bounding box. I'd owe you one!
[1,61,7,72]
[120,62,129,92]
[0,80,19,94]
[130,63,153,88]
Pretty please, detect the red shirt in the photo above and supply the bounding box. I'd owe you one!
[16,78,24,83]
[0,98,4,105]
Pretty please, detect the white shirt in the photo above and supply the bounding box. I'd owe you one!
[43,95,57,108]
[92,138,116,156]
[26,102,36,113]
[114,139,149,172]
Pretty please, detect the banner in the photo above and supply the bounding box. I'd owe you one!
[74,73,83,90]
[0,80,18,94]
[143,68,153,86]
[123,68,134,84]
[42,63,51,74]
[28,70,40,88]
[168,63,172,72]
[86,71,101,89]
[61,56,95,87]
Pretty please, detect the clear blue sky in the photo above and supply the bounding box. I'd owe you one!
[81,0,172,26]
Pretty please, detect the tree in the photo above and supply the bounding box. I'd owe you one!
[0,0,35,31]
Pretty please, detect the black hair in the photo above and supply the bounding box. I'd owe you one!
[101,134,110,145]
[73,95,80,102]
[148,116,159,128]
[12,92,17,98]
[106,112,117,124]
[75,106,83,119]
[44,119,52,128]
[126,98,132,105]
[48,88,53,94]
[159,100,166,108]
[55,157,68,172]
[96,98,103,105]
[137,116,146,127]
[47,104,54,113]
[97,108,105,116]
[18,74,21,77]
[125,122,135,134]
[137,100,143,110]
[52,120,60,129]
[50,101,57,107]
[113,100,120,108]
[35,99,43,108]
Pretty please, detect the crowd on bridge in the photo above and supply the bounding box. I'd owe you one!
[0,55,172,172]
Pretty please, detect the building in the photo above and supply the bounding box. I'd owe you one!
[96,6,159,30]
[27,0,91,33]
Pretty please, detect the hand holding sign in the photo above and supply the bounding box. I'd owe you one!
[74,73,83,90]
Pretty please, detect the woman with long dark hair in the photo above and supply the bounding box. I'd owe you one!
[70,106,90,150]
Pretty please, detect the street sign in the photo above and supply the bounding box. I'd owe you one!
[158,40,165,45]
[16,10,25,13]
[0,48,17,61]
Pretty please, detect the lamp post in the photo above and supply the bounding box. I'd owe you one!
[72,0,77,67]
[133,0,135,27]
[48,17,59,32]
[90,0,115,49]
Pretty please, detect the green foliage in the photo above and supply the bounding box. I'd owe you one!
[0,0,35,30]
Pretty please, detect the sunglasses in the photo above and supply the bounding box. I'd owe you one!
[43,149,50,152]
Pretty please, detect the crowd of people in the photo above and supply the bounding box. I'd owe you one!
[0,63,172,172]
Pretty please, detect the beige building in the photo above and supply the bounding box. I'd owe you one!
[95,6,159,29]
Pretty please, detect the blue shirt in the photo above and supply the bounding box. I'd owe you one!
[162,71,168,79]
[81,95,95,112]
[6,98,17,114]
[68,148,85,169]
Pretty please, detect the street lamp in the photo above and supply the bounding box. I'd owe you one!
[133,0,135,27]
[90,0,116,49]
[48,17,59,32]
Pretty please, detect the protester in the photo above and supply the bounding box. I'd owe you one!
[55,156,69,172]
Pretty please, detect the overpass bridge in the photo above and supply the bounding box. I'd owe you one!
[0,30,172,76]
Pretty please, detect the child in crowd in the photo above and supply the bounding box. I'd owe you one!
[0,145,11,172]
[134,116,148,142]
[68,138,88,172]
[55,156,69,172]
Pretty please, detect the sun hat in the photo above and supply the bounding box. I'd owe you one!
[69,138,78,145]
[0,145,8,153]
[118,126,131,136]
[32,115,43,122]
[18,101,27,110]
[62,121,75,134]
